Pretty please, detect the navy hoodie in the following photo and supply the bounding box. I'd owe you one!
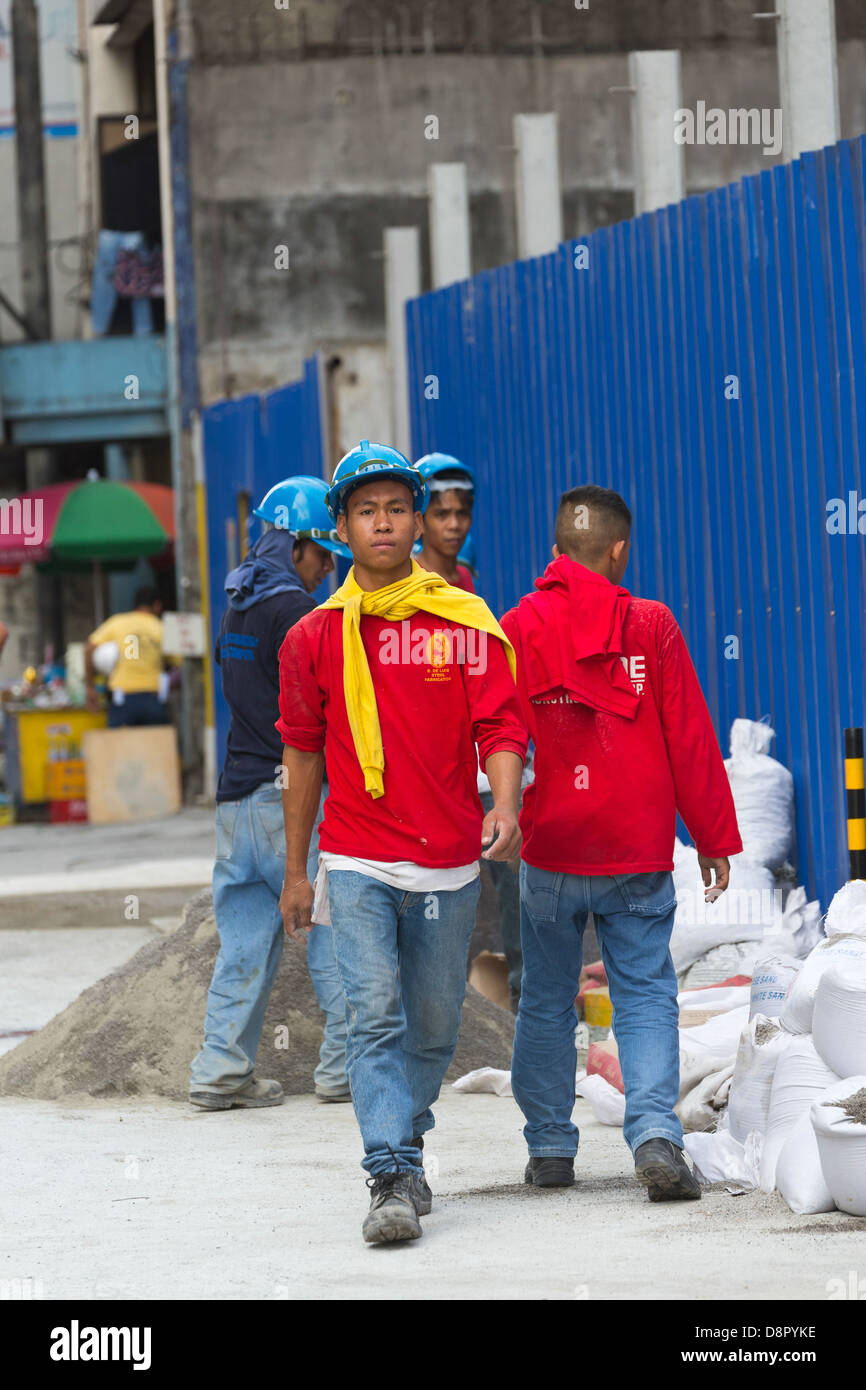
[216,530,315,801]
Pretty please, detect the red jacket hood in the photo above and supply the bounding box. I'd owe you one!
[517,554,640,718]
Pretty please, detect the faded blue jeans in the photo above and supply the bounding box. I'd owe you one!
[91,230,154,336]
[327,870,481,1177]
[189,781,347,1095]
[512,864,682,1157]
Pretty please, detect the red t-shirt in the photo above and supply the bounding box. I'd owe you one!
[501,564,742,875]
[416,557,476,593]
[277,608,527,866]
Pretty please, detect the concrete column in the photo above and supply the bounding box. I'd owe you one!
[384,227,421,457]
[428,163,471,289]
[11,0,51,339]
[776,0,839,160]
[628,50,685,214]
[514,113,563,259]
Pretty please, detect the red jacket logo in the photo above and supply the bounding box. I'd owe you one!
[619,654,646,694]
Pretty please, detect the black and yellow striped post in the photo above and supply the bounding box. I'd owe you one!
[845,728,866,880]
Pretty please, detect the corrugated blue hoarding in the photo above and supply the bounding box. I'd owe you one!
[407,137,866,910]
[202,355,326,765]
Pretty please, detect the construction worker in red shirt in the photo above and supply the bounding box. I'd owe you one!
[415,453,523,1005]
[276,441,527,1245]
[500,484,742,1202]
[414,452,476,592]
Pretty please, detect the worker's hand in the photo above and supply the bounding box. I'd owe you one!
[280,876,314,941]
[85,685,102,713]
[481,805,521,862]
[698,854,731,901]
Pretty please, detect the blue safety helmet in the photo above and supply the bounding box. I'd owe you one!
[414,452,475,512]
[253,475,351,557]
[324,440,428,521]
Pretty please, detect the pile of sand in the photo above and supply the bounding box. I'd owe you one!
[0,890,516,1102]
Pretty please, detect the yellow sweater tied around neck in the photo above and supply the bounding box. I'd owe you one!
[319,559,517,798]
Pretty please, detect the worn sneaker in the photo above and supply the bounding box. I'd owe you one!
[409,1135,432,1215]
[189,1078,284,1111]
[362,1172,423,1244]
[634,1138,701,1200]
[314,1083,352,1103]
[524,1156,575,1188]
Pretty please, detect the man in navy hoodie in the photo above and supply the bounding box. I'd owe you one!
[501,484,742,1200]
[189,477,352,1109]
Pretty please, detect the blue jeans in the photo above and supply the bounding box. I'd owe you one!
[189,782,348,1094]
[91,230,154,336]
[327,870,481,1177]
[479,789,522,999]
[512,864,682,1157]
[107,691,168,727]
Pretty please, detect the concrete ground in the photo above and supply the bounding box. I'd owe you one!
[0,810,214,1052]
[0,1088,860,1301]
[1,810,861,1301]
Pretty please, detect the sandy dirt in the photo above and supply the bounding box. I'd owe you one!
[0,891,515,1101]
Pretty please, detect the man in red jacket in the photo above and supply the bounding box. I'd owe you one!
[277,441,527,1245]
[500,484,742,1201]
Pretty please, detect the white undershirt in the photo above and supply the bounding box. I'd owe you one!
[311,853,479,926]
[320,852,479,892]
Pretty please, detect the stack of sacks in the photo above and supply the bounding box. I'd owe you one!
[686,882,866,1196]
[758,881,866,1215]
[779,882,866,1035]
[673,719,821,987]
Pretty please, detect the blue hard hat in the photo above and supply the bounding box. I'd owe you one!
[253,475,352,557]
[324,440,428,521]
[414,452,475,512]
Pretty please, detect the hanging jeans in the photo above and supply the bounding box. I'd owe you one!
[189,782,348,1096]
[91,230,154,337]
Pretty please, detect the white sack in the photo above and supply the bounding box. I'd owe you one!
[728,1014,793,1143]
[678,984,752,1014]
[451,1067,513,1097]
[679,1005,750,1098]
[824,880,866,939]
[780,935,866,1035]
[760,886,823,959]
[670,849,778,972]
[574,1071,625,1126]
[812,962,866,1077]
[676,1062,735,1133]
[749,953,801,1019]
[724,718,794,869]
[775,1110,836,1214]
[684,1129,762,1189]
[759,1036,839,1193]
[680,941,760,988]
[811,1076,866,1217]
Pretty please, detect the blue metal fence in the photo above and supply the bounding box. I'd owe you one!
[202,355,326,763]
[406,136,866,910]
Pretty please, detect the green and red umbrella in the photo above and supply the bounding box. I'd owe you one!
[0,475,175,622]
[0,476,175,569]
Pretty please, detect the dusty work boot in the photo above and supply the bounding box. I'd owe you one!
[524,1156,575,1188]
[409,1135,433,1215]
[634,1138,701,1201]
[362,1172,423,1245]
[189,1078,284,1111]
